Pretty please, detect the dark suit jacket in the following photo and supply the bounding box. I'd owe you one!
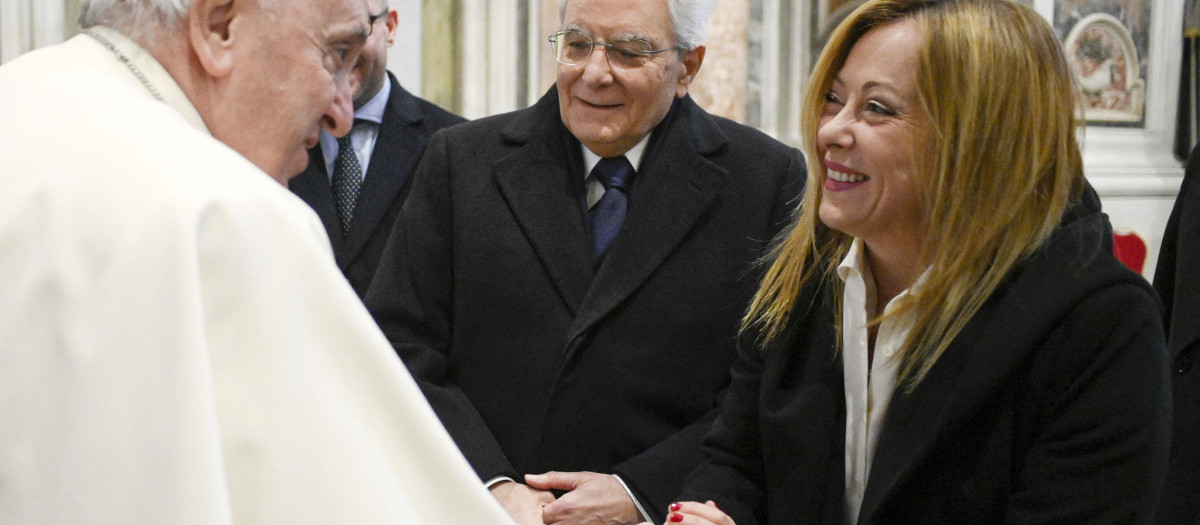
[1153,144,1200,524]
[365,89,804,522]
[680,192,1171,525]
[290,73,465,298]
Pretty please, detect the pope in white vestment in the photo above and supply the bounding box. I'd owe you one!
[0,27,515,524]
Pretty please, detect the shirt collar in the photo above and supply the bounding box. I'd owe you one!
[837,237,930,314]
[353,79,390,125]
[317,79,390,154]
[580,133,651,177]
[837,238,867,284]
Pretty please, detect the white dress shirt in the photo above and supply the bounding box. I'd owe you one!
[837,238,924,525]
[581,135,651,207]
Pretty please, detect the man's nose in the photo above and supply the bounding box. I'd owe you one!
[580,44,615,84]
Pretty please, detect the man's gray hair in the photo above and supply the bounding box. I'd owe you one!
[80,0,190,33]
[557,0,716,51]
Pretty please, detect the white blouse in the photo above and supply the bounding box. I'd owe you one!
[836,239,923,525]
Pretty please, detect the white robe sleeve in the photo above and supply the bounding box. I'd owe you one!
[0,32,514,525]
[195,191,516,524]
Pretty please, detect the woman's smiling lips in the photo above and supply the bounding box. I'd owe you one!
[823,159,869,191]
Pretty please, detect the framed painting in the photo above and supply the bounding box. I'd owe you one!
[1055,0,1151,126]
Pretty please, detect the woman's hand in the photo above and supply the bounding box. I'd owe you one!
[647,500,734,525]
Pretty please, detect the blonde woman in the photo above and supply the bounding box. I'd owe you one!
[655,0,1170,523]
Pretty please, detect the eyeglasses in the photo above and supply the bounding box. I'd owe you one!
[367,8,388,36]
[548,30,680,71]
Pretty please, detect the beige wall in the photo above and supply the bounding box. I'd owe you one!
[689,0,749,122]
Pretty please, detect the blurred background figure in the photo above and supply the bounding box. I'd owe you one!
[289,0,465,299]
[1153,142,1200,524]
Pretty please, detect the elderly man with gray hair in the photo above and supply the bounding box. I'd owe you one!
[365,0,805,523]
[0,1,513,523]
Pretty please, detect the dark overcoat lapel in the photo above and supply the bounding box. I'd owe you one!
[289,148,344,249]
[1152,144,1200,524]
[290,74,443,268]
[1157,145,1200,360]
[492,96,595,315]
[337,79,428,269]
[490,92,729,336]
[289,73,465,297]
[569,97,727,348]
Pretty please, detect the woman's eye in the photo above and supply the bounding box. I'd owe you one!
[867,101,896,116]
[824,91,843,104]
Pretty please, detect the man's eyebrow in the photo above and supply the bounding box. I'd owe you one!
[611,31,650,43]
[559,23,650,43]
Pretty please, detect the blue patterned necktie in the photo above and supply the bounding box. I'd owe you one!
[589,156,636,264]
[332,133,363,233]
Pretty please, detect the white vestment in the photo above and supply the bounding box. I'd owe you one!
[0,28,513,525]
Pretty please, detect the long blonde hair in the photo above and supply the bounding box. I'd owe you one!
[744,0,1083,387]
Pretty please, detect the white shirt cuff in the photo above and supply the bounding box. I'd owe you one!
[611,474,652,523]
[485,475,515,488]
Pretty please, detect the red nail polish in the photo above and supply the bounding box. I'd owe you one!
[713,501,720,510]
[669,502,682,512]
[669,513,684,522]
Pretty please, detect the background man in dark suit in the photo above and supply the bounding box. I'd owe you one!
[290,0,465,298]
[365,0,804,523]
[1153,143,1200,524]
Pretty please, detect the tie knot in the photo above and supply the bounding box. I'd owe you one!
[337,133,354,149]
[592,156,635,191]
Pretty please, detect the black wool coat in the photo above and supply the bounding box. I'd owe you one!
[365,88,805,522]
[680,191,1171,525]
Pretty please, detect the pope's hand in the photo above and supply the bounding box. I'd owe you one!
[490,480,555,524]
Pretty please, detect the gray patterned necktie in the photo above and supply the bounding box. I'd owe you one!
[332,133,363,233]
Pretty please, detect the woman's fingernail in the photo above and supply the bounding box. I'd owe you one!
[669,502,682,512]
[669,512,685,522]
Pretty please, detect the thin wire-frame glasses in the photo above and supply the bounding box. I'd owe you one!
[367,8,388,36]
[548,30,680,71]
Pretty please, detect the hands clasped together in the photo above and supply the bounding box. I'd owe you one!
[490,471,641,525]
[491,474,734,525]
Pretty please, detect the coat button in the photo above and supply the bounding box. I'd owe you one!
[1176,353,1192,376]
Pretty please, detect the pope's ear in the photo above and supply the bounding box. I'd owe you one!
[188,0,238,77]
